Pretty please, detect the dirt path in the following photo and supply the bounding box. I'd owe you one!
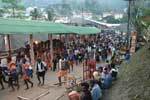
[0,63,83,100]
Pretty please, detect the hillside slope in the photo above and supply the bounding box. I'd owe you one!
[104,42,150,100]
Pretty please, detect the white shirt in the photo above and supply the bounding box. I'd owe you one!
[0,59,7,68]
[36,61,46,72]
[59,59,62,70]
[59,59,66,70]
[75,49,79,55]
[88,46,92,53]
[110,68,118,73]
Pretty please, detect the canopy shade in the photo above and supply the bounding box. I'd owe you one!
[68,26,101,34]
[0,18,70,34]
[0,18,101,34]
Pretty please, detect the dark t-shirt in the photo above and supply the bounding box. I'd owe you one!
[80,91,92,100]
[0,67,2,76]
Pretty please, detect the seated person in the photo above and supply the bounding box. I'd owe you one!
[80,82,92,100]
[69,91,80,100]
[90,80,102,100]
[110,63,118,80]
[93,71,102,88]
[101,67,112,89]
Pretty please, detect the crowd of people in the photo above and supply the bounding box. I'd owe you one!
[0,54,48,91]
[0,31,130,100]
[67,32,130,100]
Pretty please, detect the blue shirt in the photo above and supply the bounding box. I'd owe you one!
[102,73,112,89]
[91,84,102,100]
[125,53,130,60]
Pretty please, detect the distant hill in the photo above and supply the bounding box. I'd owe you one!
[21,0,62,7]
[21,0,127,11]
[98,0,127,11]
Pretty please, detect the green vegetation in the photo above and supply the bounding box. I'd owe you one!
[1,0,24,17]
[60,3,72,16]
[0,8,5,17]
[102,15,127,24]
[130,0,150,40]
[30,7,41,20]
[84,0,102,15]
[46,8,54,21]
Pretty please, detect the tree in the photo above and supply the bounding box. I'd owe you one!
[30,8,40,20]
[1,0,24,17]
[141,8,150,41]
[131,0,150,40]
[0,8,5,17]
[102,15,127,24]
[46,8,54,21]
[84,0,103,15]
[130,0,150,40]
[141,8,150,27]
[61,3,72,16]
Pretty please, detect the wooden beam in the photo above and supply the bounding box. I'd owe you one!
[53,81,66,85]
[33,91,50,100]
[59,34,62,41]
[29,34,35,66]
[4,34,11,57]
[48,34,53,65]
[7,34,11,57]
[17,96,29,100]
[55,94,64,100]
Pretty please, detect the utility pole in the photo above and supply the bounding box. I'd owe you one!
[82,7,84,26]
[125,0,134,49]
[127,0,131,48]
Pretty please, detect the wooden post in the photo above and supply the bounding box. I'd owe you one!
[83,61,85,80]
[5,34,11,57]
[29,34,35,66]
[59,34,62,56]
[59,34,62,41]
[48,34,53,65]
[7,34,11,57]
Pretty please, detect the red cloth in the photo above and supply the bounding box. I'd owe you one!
[87,59,96,79]
[87,59,96,69]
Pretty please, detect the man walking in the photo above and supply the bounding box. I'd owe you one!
[35,57,47,86]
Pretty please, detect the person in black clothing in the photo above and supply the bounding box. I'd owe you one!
[110,62,118,80]
[80,82,92,100]
[0,59,5,89]
[35,58,47,86]
[95,52,100,62]
[0,66,5,90]
[52,56,57,72]
[0,59,8,90]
